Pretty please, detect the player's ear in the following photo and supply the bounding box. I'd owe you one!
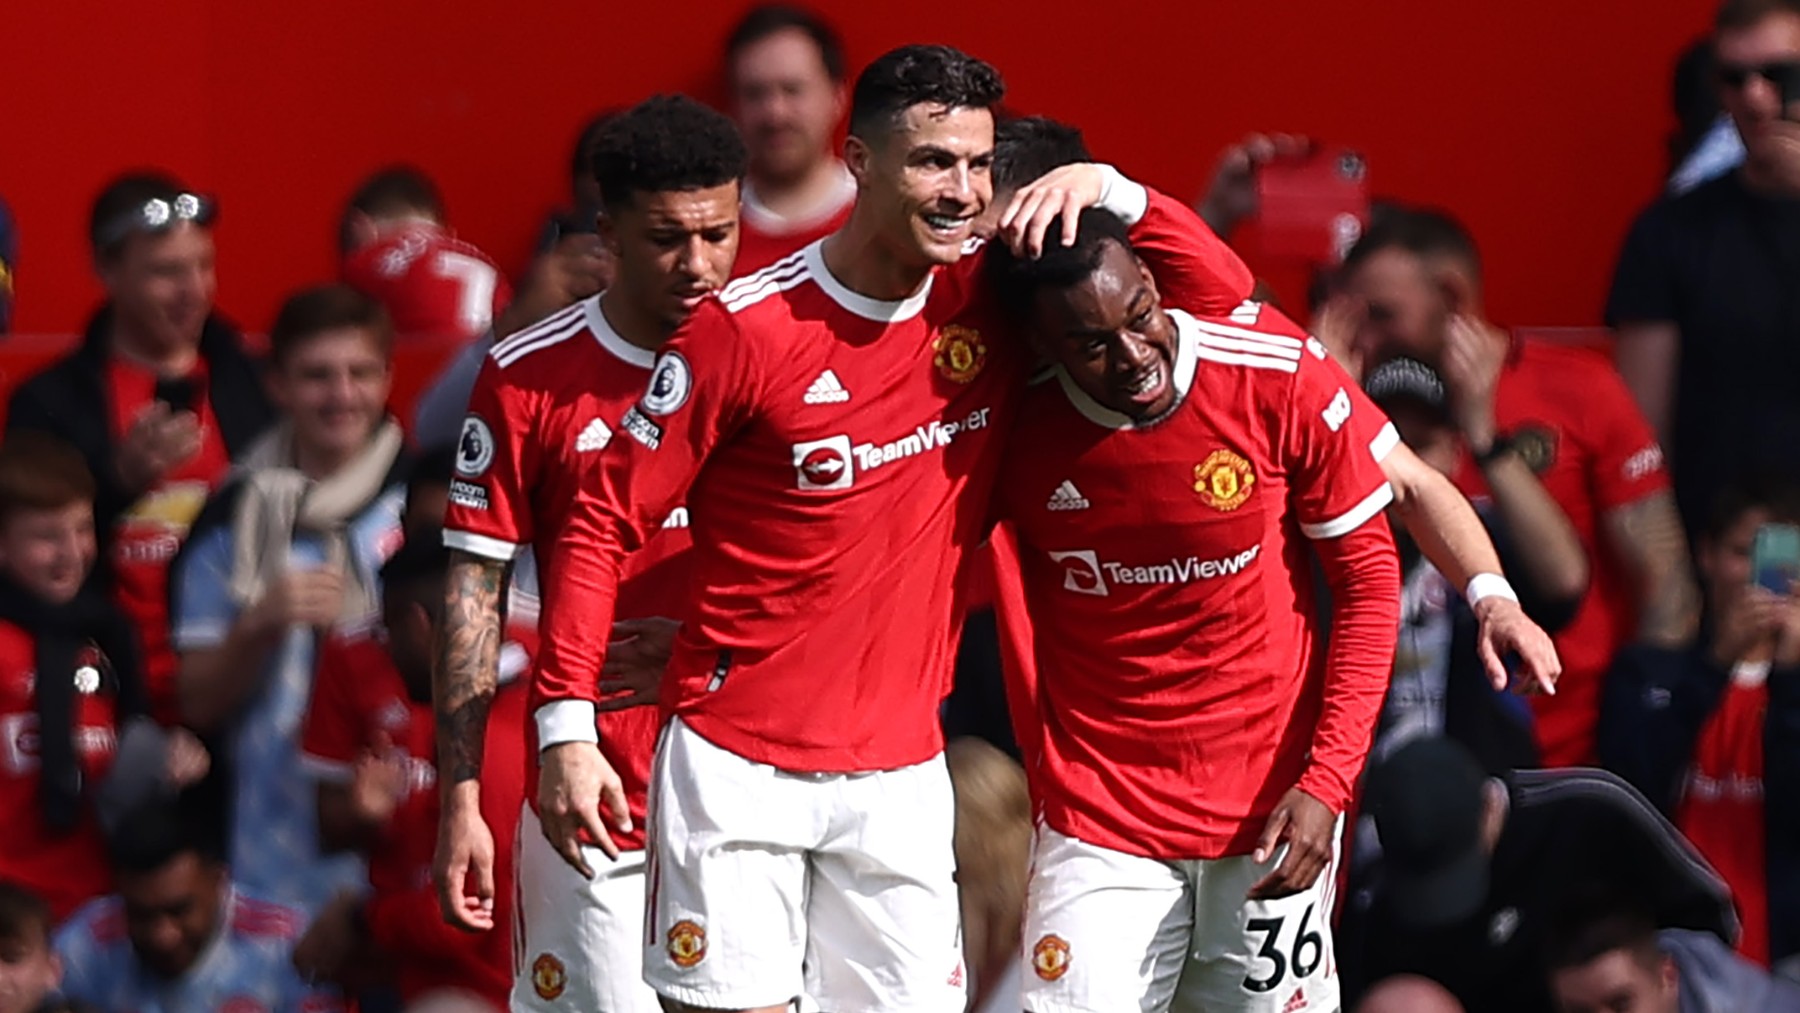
[596,212,622,259]
[844,134,874,185]
[1136,254,1161,307]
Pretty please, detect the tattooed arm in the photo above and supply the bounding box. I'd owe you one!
[431,550,507,931]
[1605,491,1702,649]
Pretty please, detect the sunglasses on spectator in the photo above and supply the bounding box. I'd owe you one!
[1716,60,1800,91]
[95,193,217,249]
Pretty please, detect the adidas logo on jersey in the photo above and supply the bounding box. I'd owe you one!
[1047,480,1090,511]
[804,370,851,405]
[576,418,611,453]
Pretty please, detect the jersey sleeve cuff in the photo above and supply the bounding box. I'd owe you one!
[1369,421,1400,462]
[535,700,599,750]
[1095,164,1149,226]
[443,529,522,561]
[1301,483,1395,540]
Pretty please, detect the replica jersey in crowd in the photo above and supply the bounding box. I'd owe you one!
[343,222,513,342]
[56,887,342,1013]
[998,305,1397,859]
[1676,662,1769,964]
[442,295,692,851]
[0,623,120,920]
[171,486,407,912]
[732,169,857,276]
[533,177,1257,773]
[1451,337,1669,765]
[299,632,528,1002]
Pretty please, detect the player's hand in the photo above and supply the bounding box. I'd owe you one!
[598,617,679,711]
[538,740,632,874]
[1248,788,1336,900]
[1000,163,1108,258]
[349,732,409,826]
[1472,596,1561,695]
[115,403,203,493]
[162,727,211,788]
[433,785,497,932]
[1441,315,1506,452]
[1195,132,1311,239]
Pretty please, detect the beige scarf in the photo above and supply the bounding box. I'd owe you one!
[226,419,405,629]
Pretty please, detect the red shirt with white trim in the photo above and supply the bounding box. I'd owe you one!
[998,305,1400,859]
[732,169,857,277]
[298,631,529,1004]
[1452,338,1670,765]
[1676,662,1768,965]
[532,179,1257,773]
[0,621,121,921]
[343,222,513,343]
[441,295,691,850]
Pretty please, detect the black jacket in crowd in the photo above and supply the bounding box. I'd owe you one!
[1339,768,1740,1013]
[4,306,273,557]
[1598,636,1800,965]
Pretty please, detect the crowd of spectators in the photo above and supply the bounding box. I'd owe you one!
[0,2,1797,1012]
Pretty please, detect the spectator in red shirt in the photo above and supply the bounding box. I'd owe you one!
[295,533,526,1009]
[6,172,274,723]
[1602,477,1800,970]
[1332,207,1701,766]
[724,5,855,273]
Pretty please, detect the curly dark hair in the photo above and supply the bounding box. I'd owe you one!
[848,44,1004,141]
[985,207,1133,324]
[592,94,748,211]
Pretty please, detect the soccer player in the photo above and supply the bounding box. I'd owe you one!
[432,95,745,1013]
[985,208,1400,1013]
[531,45,1254,1012]
[340,166,512,343]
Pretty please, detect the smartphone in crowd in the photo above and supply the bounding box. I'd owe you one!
[153,375,200,414]
[1751,523,1800,594]
[1253,145,1371,266]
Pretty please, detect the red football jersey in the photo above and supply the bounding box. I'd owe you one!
[533,181,1257,773]
[0,622,121,920]
[997,306,1398,859]
[342,223,513,343]
[106,358,230,723]
[441,296,692,850]
[1676,664,1768,965]
[1452,338,1670,766]
[732,171,857,277]
[299,632,529,1004]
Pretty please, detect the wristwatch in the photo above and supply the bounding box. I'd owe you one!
[1474,433,1517,467]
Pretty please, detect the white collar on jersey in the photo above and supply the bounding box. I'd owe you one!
[740,162,856,232]
[803,240,933,323]
[1055,308,1201,430]
[588,292,658,368]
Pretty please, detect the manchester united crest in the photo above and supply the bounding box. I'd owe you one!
[933,326,987,383]
[667,919,707,968]
[1032,934,1071,981]
[531,953,567,1000]
[1194,449,1256,511]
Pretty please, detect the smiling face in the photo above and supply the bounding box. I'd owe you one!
[268,327,392,470]
[847,102,994,271]
[100,223,216,359]
[1027,240,1181,422]
[603,183,741,333]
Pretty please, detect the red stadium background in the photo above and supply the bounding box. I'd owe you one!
[3,0,1713,338]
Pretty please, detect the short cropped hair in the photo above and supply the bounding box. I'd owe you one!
[1341,205,1483,280]
[1704,475,1800,542]
[267,283,393,367]
[106,796,222,875]
[89,171,196,259]
[985,208,1134,323]
[347,165,445,222]
[0,881,51,948]
[1716,0,1800,31]
[726,5,846,83]
[591,95,748,211]
[848,45,1005,142]
[994,116,1093,193]
[0,433,96,527]
[1545,891,1664,975]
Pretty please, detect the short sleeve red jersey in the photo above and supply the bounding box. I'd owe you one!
[997,305,1398,859]
[533,185,1255,774]
[441,296,690,849]
[733,172,857,277]
[1676,665,1768,965]
[1452,338,1670,765]
[0,623,121,920]
[343,223,514,343]
[298,632,528,1005]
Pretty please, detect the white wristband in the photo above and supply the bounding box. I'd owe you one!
[1094,164,1149,226]
[1465,573,1519,606]
[535,700,599,751]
